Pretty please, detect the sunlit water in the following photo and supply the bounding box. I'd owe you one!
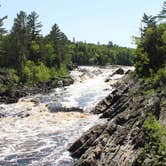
[0,66,133,166]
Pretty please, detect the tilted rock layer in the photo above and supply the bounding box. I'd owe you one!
[69,75,166,166]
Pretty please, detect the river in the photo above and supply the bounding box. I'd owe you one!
[0,66,133,166]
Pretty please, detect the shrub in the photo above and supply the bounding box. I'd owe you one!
[22,60,51,84]
[33,62,50,82]
[57,63,69,77]
[153,67,166,87]
[0,83,8,94]
[8,68,20,83]
[137,114,166,165]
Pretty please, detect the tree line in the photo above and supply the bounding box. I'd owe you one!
[0,10,133,84]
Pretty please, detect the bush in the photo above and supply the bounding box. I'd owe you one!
[137,114,166,165]
[34,62,50,82]
[57,63,68,77]
[22,60,51,84]
[153,67,166,87]
[0,83,8,94]
[8,68,20,83]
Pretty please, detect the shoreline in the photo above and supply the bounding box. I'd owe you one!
[0,76,74,104]
[69,74,166,165]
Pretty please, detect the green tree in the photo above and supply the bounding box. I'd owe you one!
[27,11,42,62]
[27,11,42,41]
[47,24,68,68]
[10,11,28,76]
[158,1,166,19]
[0,15,7,64]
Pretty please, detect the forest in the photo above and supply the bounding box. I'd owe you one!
[0,11,133,85]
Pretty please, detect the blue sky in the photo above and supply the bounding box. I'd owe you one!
[0,0,164,47]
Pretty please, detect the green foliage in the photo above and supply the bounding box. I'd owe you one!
[8,69,20,83]
[134,2,166,91]
[134,4,166,163]
[22,61,51,84]
[21,60,68,84]
[0,83,8,94]
[140,66,166,89]
[142,89,155,95]
[49,64,68,78]
[153,67,166,87]
[0,16,7,37]
[43,43,57,67]
[161,30,166,44]
[69,42,133,66]
[30,41,40,54]
[134,50,150,77]
[47,23,68,68]
[56,64,69,77]
[34,62,50,82]
[134,7,166,78]
[27,11,42,41]
[0,10,133,86]
[138,114,166,165]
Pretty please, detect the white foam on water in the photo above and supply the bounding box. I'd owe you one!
[0,66,134,165]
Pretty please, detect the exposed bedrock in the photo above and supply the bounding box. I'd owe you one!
[69,76,165,166]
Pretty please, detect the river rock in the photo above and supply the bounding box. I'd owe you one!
[47,103,65,112]
[0,113,6,118]
[112,67,125,76]
[46,103,83,113]
[62,77,74,86]
[67,64,77,71]
[57,80,63,87]
[105,68,125,83]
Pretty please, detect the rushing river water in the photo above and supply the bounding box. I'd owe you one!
[0,66,133,166]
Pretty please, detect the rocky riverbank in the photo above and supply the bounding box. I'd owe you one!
[0,73,74,104]
[69,74,166,166]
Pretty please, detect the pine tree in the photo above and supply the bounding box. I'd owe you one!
[158,1,166,19]
[0,12,7,66]
[10,11,28,76]
[27,11,42,41]
[48,24,68,68]
[27,11,42,62]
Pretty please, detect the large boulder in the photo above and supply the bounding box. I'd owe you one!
[62,77,74,86]
[46,103,65,112]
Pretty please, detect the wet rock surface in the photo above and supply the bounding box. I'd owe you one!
[47,103,83,113]
[111,67,125,75]
[69,75,165,166]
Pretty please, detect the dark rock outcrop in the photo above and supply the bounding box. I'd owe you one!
[105,67,126,82]
[69,76,165,166]
[112,67,125,75]
[0,75,74,104]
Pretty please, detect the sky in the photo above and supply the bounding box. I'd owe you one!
[0,0,164,47]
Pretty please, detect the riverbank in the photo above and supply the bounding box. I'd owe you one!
[0,65,129,104]
[69,74,166,165]
[0,70,74,104]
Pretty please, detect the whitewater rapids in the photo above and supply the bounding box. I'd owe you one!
[0,66,133,166]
